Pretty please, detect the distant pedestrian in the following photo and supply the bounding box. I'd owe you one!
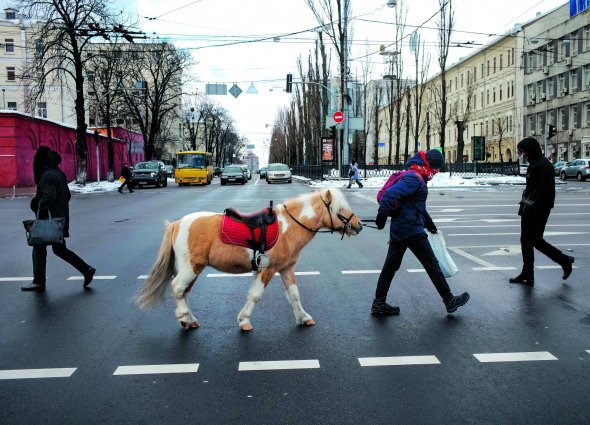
[509,137,574,286]
[118,162,134,193]
[21,148,95,291]
[346,159,363,188]
[372,148,469,315]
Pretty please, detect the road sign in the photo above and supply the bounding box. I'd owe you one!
[333,111,344,123]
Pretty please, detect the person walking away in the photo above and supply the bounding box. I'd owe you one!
[372,148,470,315]
[509,137,574,286]
[118,162,134,193]
[21,149,96,291]
[347,159,363,188]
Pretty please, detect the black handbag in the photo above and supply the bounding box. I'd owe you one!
[23,209,65,246]
[348,169,354,177]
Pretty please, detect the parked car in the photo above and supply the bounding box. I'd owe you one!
[240,164,252,180]
[132,160,168,188]
[258,166,268,178]
[553,161,568,176]
[266,163,292,184]
[560,158,590,181]
[213,167,222,177]
[164,165,174,178]
[221,165,247,185]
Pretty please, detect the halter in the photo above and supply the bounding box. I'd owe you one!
[283,196,355,240]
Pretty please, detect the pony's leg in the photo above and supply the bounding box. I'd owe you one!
[280,268,314,326]
[171,266,200,330]
[237,270,272,331]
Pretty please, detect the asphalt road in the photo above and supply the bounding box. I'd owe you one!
[1,176,589,425]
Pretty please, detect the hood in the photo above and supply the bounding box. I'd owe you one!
[517,137,543,162]
[406,151,426,168]
[46,151,62,168]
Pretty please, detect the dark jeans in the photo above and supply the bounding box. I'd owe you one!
[33,240,90,284]
[375,232,452,302]
[119,178,133,192]
[520,209,567,276]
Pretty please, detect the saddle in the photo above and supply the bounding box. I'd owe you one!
[221,201,278,270]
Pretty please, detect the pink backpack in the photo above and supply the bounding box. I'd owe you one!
[376,170,424,204]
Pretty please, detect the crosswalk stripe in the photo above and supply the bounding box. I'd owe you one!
[407,269,426,273]
[207,272,252,278]
[472,267,517,271]
[358,355,440,367]
[0,368,76,380]
[137,275,148,279]
[473,351,558,363]
[67,275,116,280]
[0,277,32,282]
[113,364,199,375]
[341,270,380,274]
[238,360,320,371]
[587,350,590,355]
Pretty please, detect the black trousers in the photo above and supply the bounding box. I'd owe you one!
[375,232,452,302]
[520,209,567,276]
[119,178,133,191]
[33,240,90,285]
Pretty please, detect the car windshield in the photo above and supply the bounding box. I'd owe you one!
[223,166,242,173]
[269,164,289,171]
[176,153,207,169]
[135,162,158,170]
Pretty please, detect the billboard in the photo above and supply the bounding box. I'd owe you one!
[321,137,334,162]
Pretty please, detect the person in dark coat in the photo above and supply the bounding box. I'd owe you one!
[509,137,574,286]
[118,162,134,193]
[372,148,470,315]
[22,148,96,291]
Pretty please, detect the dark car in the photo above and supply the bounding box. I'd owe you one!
[259,166,268,178]
[221,165,247,185]
[132,161,168,188]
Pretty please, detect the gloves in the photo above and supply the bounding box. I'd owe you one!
[375,214,387,230]
[426,223,438,234]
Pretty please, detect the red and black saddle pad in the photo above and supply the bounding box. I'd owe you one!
[220,214,279,250]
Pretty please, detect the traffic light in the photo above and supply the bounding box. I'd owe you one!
[286,73,293,93]
[548,124,557,139]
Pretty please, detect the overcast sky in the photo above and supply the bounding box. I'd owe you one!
[3,0,568,163]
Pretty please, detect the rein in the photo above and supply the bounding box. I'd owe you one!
[283,196,355,240]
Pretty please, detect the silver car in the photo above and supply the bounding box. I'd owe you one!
[266,163,292,184]
[560,158,590,181]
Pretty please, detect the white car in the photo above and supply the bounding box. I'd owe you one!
[266,163,292,184]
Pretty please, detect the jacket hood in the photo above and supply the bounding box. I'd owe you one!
[406,151,427,168]
[517,137,543,162]
[46,151,62,168]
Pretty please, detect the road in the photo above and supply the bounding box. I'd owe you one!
[1,176,589,424]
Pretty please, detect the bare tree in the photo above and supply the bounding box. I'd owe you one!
[449,77,475,162]
[410,31,431,156]
[435,0,454,159]
[492,116,509,162]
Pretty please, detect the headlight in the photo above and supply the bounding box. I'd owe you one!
[150,172,155,177]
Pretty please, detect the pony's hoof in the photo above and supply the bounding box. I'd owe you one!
[180,321,199,330]
[305,319,315,326]
[240,324,253,331]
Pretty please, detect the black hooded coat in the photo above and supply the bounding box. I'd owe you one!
[517,137,555,215]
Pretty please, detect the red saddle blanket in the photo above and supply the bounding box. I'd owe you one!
[220,213,279,250]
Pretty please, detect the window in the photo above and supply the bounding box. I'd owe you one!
[571,69,579,91]
[493,57,497,73]
[585,64,590,90]
[460,73,463,87]
[5,9,16,19]
[585,26,590,51]
[5,38,14,53]
[35,40,43,55]
[572,104,580,128]
[7,101,17,110]
[500,54,503,70]
[559,73,566,92]
[487,61,490,76]
[6,67,15,81]
[528,115,535,134]
[585,103,590,127]
[36,102,47,118]
[486,89,490,105]
[548,77,556,98]
[493,87,496,103]
[507,49,511,66]
[481,63,484,79]
[499,87,503,101]
[559,107,568,130]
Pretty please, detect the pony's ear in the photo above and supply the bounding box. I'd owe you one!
[324,189,333,203]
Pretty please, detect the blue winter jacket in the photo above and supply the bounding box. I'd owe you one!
[377,153,435,241]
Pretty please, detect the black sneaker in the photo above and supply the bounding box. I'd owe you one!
[21,282,46,292]
[371,299,400,315]
[509,274,534,286]
[561,255,574,280]
[444,292,470,313]
[83,267,96,288]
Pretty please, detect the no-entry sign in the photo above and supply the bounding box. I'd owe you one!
[333,111,344,123]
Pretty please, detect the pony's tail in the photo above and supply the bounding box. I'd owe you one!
[135,221,176,310]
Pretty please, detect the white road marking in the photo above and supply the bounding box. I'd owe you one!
[483,246,521,256]
[472,267,517,271]
[0,368,76,380]
[432,218,458,223]
[473,351,558,363]
[113,364,199,375]
[481,219,520,223]
[436,209,464,213]
[407,269,426,273]
[358,355,440,367]
[0,277,32,282]
[207,272,253,278]
[137,275,149,279]
[67,275,116,280]
[587,350,590,355]
[238,360,320,371]
[342,270,381,274]
[448,231,588,236]
[448,247,498,268]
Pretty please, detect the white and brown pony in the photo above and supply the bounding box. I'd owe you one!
[135,187,363,331]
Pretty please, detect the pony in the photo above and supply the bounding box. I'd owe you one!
[135,187,363,331]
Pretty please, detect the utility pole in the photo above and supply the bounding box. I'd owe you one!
[342,0,350,173]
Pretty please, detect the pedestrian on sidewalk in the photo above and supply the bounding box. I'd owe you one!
[371,148,470,315]
[21,148,95,291]
[346,159,363,188]
[118,162,134,193]
[509,137,574,286]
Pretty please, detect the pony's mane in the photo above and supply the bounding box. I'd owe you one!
[317,187,350,214]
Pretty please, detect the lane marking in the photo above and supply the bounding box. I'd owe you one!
[437,209,464,213]
[0,368,76,380]
[113,364,199,375]
[473,351,558,363]
[448,231,588,237]
[137,275,148,279]
[239,360,320,371]
[359,355,440,367]
[472,267,517,271]
[342,270,381,275]
[447,247,498,268]
[0,277,32,282]
[587,350,590,355]
[407,269,426,273]
[207,272,252,278]
[67,275,116,280]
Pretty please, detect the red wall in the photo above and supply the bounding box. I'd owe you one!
[0,112,144,187]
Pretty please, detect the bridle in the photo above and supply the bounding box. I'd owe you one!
[283,196,355,240]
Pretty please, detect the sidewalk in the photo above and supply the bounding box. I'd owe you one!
[0,186,36,198]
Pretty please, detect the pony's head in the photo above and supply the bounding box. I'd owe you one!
[316,188,363,237]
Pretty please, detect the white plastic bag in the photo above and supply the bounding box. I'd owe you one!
[427,231,458,278]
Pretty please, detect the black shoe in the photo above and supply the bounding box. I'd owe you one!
[561,255,574,280]
[21,282,46,291]
[445,292,470,313]
[83,267,96,288]
[371,298,400,315]
[129,190,134,193]
[118,188,122,193]
[509,274,535,286]
[359,185,364,188]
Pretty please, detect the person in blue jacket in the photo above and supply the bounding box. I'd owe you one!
[372,148,470,315]
[346,159,363,188]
